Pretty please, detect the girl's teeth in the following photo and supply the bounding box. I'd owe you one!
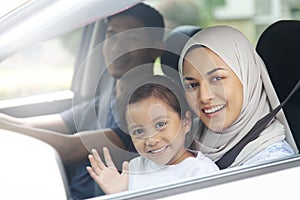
[204,105,225,114]
[151,146,166,154]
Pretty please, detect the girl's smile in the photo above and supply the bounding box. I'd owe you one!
[126,96,192,165]
[146,145,169,155]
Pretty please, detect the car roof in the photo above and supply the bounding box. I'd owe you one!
[0,0,142,61]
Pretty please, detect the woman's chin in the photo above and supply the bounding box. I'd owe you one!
[205,122,226,132]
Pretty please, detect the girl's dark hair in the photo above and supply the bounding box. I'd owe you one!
[118,75,189,132]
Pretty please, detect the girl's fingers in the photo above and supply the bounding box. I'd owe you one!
[122,161,129,175]
[88,154,102,175]
[103,147,117,169]
[86,166,98,180]
[91,149,106,169]
[91,148,101,161]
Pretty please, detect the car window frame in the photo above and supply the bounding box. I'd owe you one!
[90,154,300,200]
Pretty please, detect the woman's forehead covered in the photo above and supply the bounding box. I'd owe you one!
[183,47,226,76]
[179,26,255,82]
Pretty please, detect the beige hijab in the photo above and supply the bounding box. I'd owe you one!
[178,26,298,167]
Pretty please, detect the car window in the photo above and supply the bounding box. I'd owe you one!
[0,28,82,100]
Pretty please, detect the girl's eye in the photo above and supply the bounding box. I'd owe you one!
[131,129,144,137]
[156,121,166,129]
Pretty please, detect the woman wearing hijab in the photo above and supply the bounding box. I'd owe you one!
[178,25,298,168]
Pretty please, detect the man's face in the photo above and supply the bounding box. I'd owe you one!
[103,15,157,79]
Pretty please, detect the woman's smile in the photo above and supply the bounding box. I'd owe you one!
[202,104,226,118]
[183,47,243,131]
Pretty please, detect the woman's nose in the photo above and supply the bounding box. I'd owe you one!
[199,82,214,103]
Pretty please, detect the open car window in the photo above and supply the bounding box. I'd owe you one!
[0,0,141,115]
[0,28,82,100]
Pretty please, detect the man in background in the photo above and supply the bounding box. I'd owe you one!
[0,3,165,199]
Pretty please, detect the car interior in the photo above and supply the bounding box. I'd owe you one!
[0,0,300,199]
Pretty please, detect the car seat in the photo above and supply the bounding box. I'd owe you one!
[161,25,202,73]
[256,20,300,148]
[160,25,201,91]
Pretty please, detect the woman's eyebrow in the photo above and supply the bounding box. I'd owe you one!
[183,77,195,81]
[206,67,226,75]
[183,68,227,80]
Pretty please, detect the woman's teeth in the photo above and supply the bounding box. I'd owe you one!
[203,105,225,114]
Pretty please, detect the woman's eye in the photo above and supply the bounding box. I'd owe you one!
[131,129,144,137]
[184,82,199,89]
[156,121,166,129]
[211,76,223,82]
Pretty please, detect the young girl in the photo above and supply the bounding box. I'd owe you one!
[178,25,298,168]
[86,75,219,194]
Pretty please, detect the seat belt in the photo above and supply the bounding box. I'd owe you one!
[216,80,300,169]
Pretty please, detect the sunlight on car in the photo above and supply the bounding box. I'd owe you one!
[0,0,29,18]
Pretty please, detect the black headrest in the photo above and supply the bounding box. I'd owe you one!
[161,25,202,72]
[256,20,300,145]
[256,20,300,101]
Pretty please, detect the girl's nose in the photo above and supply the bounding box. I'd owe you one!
[145,134,160,146]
